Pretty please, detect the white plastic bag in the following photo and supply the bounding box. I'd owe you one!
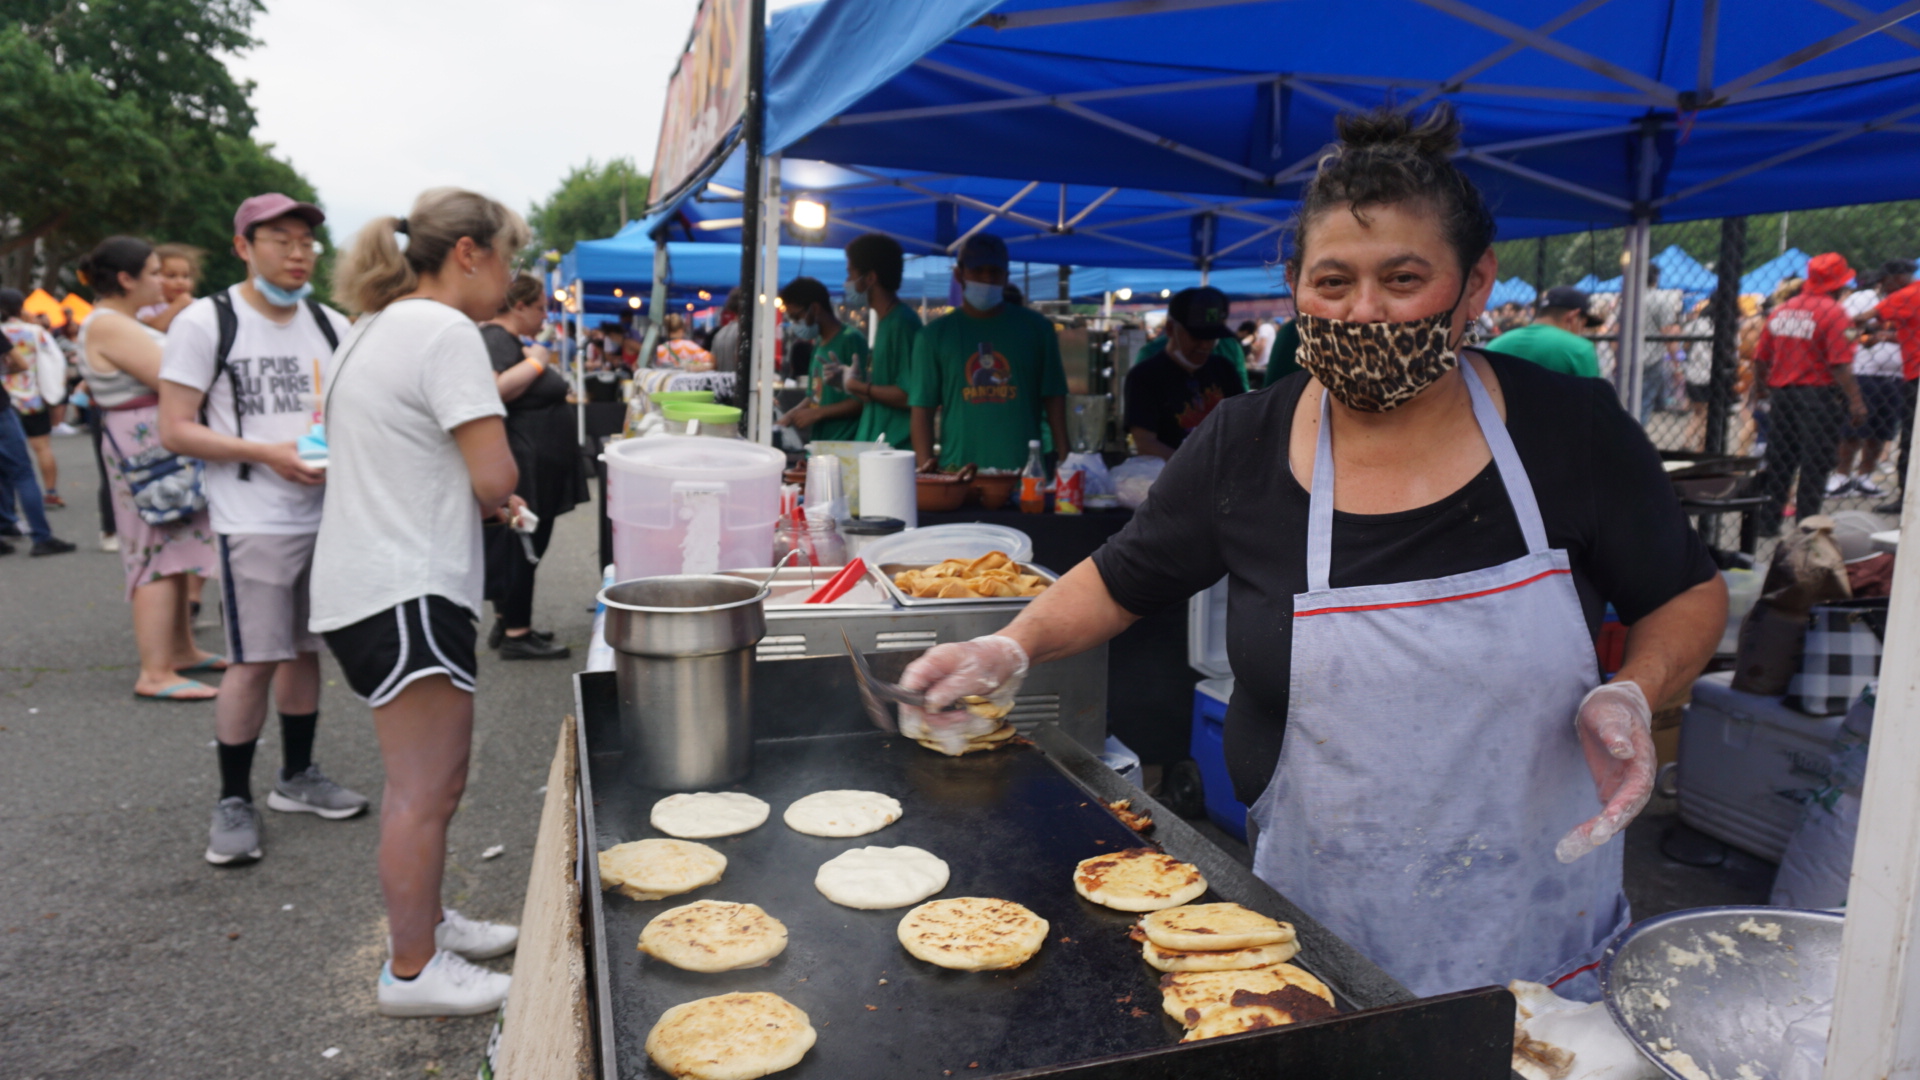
[1062,451,1113,496]
[1110,455,1166,510]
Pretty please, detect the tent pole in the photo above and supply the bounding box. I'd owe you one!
[641,232,669,369]
[1825,465,1920,1074]
[1618,220,1650,420]
[740,0,767,437]
[751,154,782,446]
[572,280,585,445]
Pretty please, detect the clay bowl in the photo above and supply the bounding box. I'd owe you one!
[970,473,1019,510]
[917,473,971,512]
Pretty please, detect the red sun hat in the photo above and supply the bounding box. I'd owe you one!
[1803,252,1855,295]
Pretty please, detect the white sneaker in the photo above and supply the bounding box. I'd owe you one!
[1855,476,1887,497]
[50,423,79,437]
[377,950,510,1017]
[435,907,519,960]
[1826,473,1853,495]
[99,532,119,553]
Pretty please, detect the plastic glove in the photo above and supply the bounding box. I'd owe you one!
[898,635,1030,752]
[511,505,541,535]
[1556,680,1655,864]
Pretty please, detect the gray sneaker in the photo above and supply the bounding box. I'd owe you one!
[206,797,262,865]
[267,764,371,820]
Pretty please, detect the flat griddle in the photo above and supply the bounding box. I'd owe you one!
[573,671,1514,1079]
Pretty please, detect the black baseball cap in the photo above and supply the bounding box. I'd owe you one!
[1539,286,1602,327]
[956,233,1009,270]
[1167,286,1233,339]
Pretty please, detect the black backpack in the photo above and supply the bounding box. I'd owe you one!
[206,290,340,480]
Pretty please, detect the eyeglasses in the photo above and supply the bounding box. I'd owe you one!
[254,232,317,254]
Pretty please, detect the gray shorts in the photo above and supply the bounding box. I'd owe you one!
[217,532,324,664]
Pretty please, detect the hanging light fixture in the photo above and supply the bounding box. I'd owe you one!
[628,296,642,309]
[1115,287,1133,301]
[790,196,829,236]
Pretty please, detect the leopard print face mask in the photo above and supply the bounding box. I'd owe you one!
[1294,303,1461,413]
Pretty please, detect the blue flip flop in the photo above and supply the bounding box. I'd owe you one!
[174,655,229,674]
[137,679,219,702]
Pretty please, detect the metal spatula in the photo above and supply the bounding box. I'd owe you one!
[840,627,915,732]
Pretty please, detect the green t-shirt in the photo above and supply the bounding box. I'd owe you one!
[910,304,1068,471]
[1486,323,1601,379]
[851,303,921,449]
[1263,319,1302,388]
[1138,334,1248,390]
[809,324,868,443]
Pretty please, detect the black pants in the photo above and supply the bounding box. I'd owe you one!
[488,511,557,629]
[90,408,114,536]
[1760,385,1844,535]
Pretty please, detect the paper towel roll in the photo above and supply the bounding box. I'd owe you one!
[860,449,919,530]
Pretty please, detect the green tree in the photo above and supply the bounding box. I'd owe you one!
[529,158,650,255]
[0,0,329,295]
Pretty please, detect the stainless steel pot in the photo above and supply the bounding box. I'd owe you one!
[599,575,768,790]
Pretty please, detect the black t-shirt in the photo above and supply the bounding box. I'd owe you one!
[482,324,570,412]
[1124,347,1245,451]
[1092,351,1717,805]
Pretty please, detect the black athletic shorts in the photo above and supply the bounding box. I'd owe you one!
[18,409,51,438]
[322,595,477,707]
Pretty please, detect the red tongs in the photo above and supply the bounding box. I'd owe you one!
[804,558,868,604]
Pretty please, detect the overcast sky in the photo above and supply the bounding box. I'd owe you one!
[229,0,806,246]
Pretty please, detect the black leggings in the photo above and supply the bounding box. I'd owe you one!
[1759,385,1844,535]
[491,510,557,629]
[90,408,114,536]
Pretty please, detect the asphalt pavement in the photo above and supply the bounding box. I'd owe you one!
[1,430,603,1079]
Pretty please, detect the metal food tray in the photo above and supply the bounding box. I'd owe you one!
[573,672,1515,1080]
[871,560,1061,608]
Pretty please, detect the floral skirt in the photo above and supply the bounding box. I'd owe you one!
[101,405,216,600]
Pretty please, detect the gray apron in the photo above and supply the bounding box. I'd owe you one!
[1250,358,1628,999]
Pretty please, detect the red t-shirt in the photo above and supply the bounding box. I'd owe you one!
[1755,292,1852,388]
[1878,281,1920,381]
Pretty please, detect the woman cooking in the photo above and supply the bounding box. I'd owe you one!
[901,108,1725,999]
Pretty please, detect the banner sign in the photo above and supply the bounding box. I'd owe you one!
[650,0,751,210]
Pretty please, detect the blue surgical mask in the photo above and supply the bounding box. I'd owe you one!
[842,278,869,310]
[790,321,820,343]
[254,275,312,307]
[962,280,1003,311]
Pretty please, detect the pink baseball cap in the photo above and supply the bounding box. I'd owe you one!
[234,193,325,237]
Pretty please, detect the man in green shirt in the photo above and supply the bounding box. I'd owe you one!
[910,234,1069,472]
[776,276,867,442]
[841,233,921,449]
[1487,286,1603,379]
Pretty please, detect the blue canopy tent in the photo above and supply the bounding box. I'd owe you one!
[637,0,1920,431]
[1487,278,1539,307]
[1740,248,1812,297]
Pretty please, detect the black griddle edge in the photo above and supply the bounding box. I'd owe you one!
[572,671,1516,1079]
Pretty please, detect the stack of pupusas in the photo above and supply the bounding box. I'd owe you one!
[901,696,1018,756]
[1137,903,1336,1041]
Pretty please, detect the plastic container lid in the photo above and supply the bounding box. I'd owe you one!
[858,523,1034,566]
[842,516,906,536]
[662,402,743,423]
[651,390,715,403]
[603,434,784,479]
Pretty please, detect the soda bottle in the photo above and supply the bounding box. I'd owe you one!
[1019,439,1047,514]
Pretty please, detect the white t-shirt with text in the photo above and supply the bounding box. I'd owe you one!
[159,287,350,535]
[308,299,508,633]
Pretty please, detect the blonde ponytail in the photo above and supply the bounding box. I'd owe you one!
[332,187,532,314]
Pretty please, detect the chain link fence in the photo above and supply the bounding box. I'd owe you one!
[1485,203,1920,560]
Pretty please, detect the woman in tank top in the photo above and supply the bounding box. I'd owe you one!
[77,236,222,701]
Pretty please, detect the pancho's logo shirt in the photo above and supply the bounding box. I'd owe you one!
[963,343,1018,404]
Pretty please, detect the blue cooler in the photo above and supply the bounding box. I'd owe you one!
[1187,580,1249,841]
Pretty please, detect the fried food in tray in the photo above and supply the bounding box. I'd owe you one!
[891,551,1051,600]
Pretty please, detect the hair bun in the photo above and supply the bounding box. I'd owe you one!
[1335,105,1462,162]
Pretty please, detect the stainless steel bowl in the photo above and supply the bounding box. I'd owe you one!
[598,575,768,657]
[1601,905,1842,1079]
